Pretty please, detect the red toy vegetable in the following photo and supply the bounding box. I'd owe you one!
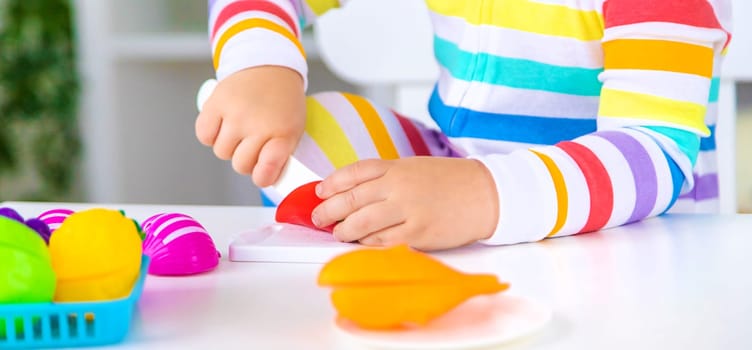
[275,181,335,232]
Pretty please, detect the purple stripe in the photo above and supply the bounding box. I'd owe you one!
[596,131,658,223]
[679,173,719,201]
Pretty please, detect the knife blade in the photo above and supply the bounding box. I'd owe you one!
[196,78,322,203]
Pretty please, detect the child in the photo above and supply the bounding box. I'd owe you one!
[197,0,732,250]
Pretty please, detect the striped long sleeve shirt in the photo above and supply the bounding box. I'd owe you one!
[209,0,733,245]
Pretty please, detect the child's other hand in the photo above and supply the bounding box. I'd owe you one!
[195,66,306,187]
[311,157,500,251]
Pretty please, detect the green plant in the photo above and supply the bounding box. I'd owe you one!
[0,0,80,200]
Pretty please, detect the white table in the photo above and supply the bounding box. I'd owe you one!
[3,202,752,349]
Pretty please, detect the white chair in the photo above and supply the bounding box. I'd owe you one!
[314,0,750,214]
[314,0,437,127]
[717,0,751,214]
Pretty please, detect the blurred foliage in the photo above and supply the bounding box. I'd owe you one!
[0,0,80,200]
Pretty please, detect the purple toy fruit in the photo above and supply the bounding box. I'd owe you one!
[142,213,220,276]
[1,207,53,244]
[0,207,23,222]
[24,218,52,243]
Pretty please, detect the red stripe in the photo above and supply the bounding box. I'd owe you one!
[393,112,431,156]
[603,0,724,30]
[211,1,298,41]
[557,141,613,233]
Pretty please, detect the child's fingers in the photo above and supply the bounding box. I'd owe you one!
[356,217,407,248]
[231,137,264,175]
[212,123,242,160]
[329,200,402,244]
[195,110,222,146]
[316,159,390,198]
[252,138,296,187]
[312,180,386,228]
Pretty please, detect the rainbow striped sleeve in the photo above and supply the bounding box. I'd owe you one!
[209,0,342,86]
[477,0,731,244]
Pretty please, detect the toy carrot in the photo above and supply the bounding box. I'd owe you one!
[318,245,509,329]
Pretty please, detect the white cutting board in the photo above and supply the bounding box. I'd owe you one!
[228,223,361,263]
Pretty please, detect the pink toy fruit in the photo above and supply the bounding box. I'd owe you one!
[37,208,74,233]
[142,213,220,276]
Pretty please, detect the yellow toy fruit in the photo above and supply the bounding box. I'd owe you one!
[49,208,142,302]
[318,245,509,330]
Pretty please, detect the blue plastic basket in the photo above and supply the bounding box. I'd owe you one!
[0,255,149,349]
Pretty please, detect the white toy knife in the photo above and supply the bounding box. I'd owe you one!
[196,78,322,204]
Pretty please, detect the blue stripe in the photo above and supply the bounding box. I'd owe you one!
[662,149,685,214]
[428,89,597,145]
[433,36,603,96]
[700,125,716,151]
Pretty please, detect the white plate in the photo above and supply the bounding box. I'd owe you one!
[334,294,551,350]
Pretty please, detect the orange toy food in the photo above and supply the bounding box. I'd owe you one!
[317,245,509,330]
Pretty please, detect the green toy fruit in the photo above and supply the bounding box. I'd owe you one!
[0,217,56,339]
[0,216,57,303]
[0,217,55,296]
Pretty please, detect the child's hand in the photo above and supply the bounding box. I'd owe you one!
[195,66,306,187]
[311,157,500,251]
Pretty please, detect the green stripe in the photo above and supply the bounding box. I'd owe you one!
[645,126,701,166]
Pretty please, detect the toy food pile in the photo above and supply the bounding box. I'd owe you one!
[0,207,143,304]
[317,245,509,330]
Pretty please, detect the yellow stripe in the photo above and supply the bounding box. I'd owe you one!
[426,0,603,41]
[305,97,359,168]
[604,39,714,78]
[342,93,399,160]
[213,18,305,70]
[305,0,339,16]
[531,150,568,237]
[599,88,710,135]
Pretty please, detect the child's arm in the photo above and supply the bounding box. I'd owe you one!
[196,1,344,186]
[209,0,344,85]
[310,0,733,250]
[474,0,732,244]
